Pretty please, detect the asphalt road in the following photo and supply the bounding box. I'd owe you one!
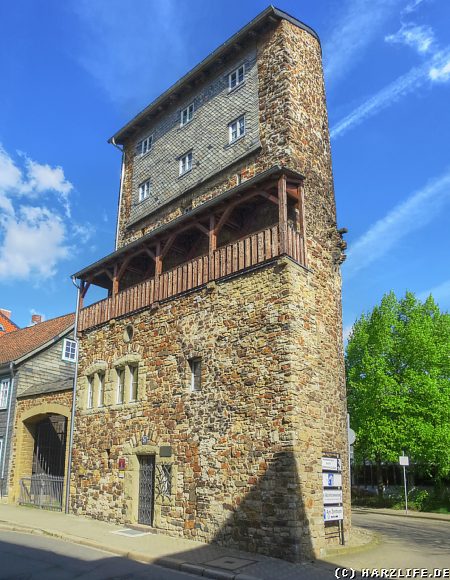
[0,530,197,580]
[324,511,450,573]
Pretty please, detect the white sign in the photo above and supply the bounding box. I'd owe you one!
[399,456,409,466]
[322,457,341,471]
[324,506,344,521]
[323,472,342,487]
[323,489,343,505]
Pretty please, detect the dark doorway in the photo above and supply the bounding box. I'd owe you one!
[138,455,155,526]
[32,415,67,477]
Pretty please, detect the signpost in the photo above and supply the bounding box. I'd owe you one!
[399,452,409,516]
[322,454,344,544]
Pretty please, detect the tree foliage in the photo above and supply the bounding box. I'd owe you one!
[346,291,450,479]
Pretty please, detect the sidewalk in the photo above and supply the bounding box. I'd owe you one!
[0,504,358,580]
[352,506,450,522]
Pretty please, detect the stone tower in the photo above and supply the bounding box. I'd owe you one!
[71,6,349,562]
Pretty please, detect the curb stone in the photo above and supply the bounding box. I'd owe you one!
[353,509,450,523]
[0,521,263,579]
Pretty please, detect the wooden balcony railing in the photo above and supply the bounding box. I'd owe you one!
[78,224,303,332]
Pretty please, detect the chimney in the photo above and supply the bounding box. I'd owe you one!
[0,308,11,319]
[31,314,42,325]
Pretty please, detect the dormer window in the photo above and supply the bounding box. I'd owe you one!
[180,103,194,126]
[139,179,151,202]
[179,151,193,176]
[228,65,245,90]
[141,135,153,155]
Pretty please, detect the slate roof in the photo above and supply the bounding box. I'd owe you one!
[0,313,75,365]
[18,376,73,398]
[0,311,19,334]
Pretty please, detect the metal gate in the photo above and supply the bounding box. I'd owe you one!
[138,455,155,525]
[19,474,64,510]
[32,416,67,476]
[18,415,67,511]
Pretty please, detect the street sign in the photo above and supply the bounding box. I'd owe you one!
[323,489,343,505]
[323,472,342,487]
[399,455,409,466]
[324,506,344,521]
[322,457,339,471]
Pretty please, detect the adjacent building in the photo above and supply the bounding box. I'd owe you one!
[0,313,75,509]
[71,6,349,561]
[0,309,19,335]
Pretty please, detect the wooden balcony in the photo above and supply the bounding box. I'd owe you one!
[78,223,303,332]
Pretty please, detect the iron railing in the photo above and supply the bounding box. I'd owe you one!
[19,474,64,511]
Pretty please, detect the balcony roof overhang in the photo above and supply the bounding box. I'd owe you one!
[108,6,320,145]
[73,165,304,282]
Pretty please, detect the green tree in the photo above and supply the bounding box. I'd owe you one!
[346,291,450,493]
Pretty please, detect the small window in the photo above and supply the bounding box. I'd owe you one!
[117,368,125,404]
[0,379,9,409]
[62,339,77,362]
[229,115,245,143]
[129,366,138,402]
[141,135,153,155]
[179,151,193,176]
[0,438,3,466]
[158,464,172,497]
[139,179,151,202]
[180,103,194,126]
[189,358,201,392]
[87,376,94,409]
[228,64,245,90]
[98,372,105,408]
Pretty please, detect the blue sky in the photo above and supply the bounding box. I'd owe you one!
[0,0,449,335]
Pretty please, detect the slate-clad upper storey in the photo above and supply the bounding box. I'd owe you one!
[129,46,260,225]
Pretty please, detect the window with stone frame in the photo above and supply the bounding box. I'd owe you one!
[0,379,9,409]
[188,357,202,392]
[97,372,105,407]
[117,367,125,404]
[87,375,94,409]
[157,463,172,497]
[129,365,138,402]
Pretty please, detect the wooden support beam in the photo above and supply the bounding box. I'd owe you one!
[258,190,279,205]
[209,214,216,281]
[112,264,119,296]
[161,233,177,258]
[154,242,162,302]
[194,222,209,236]
[297,182,307,267]
[278,174,288,254]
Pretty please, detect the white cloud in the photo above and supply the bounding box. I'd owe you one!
[429,58,450,82]
[72,0,187,109]
[385,23,435,54]
[330,49,450,139]
[0,144,88,283]
[343,324,353,342]
[0,206,69,280]
[418,279,450,310]
[324,0,402,86]
[344,169,450,278]
[0,146,22,191]
[402,0,428,14]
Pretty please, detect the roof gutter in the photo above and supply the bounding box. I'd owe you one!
[65,281,81,514]
[0,362,15,498]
